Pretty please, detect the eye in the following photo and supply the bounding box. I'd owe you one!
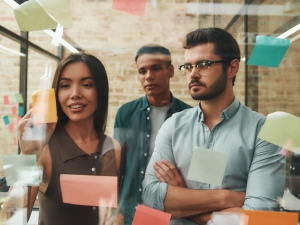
[59,83,70,89]
[82,83,94,88]
[184,64,193,70]
[139,70,146,75]
[196,61,210,68]
[153,66,161,72]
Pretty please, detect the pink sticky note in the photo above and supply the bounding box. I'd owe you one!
[12,106,17,115]
[112,0,147,17]
[60,175,118,207]
[3,96,9,104]
[8,124,14,133]
[132,204,171,225]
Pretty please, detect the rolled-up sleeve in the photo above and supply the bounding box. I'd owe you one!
[243,137,286,210]
[142,117,176,211]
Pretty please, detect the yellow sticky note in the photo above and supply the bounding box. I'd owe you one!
[258,111,300,154]
[14,0,57,31]
[32,89,57,124]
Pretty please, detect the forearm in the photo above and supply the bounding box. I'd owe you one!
[164,186,243,218]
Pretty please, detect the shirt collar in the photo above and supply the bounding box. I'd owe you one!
[55,126,103,161]
[197,97,240,122]
[141,92,175,111]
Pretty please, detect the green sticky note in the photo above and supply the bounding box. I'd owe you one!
[14,0,57,31]
[38,0,73,28]
[258,112,300,154]
[187,146,229,186]
[247,36,290,68]
[14,93,24,103]
[3,115,10,125]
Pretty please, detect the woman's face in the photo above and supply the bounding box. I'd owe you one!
[58,62,98,124]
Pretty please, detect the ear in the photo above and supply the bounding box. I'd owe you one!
[168,64,174,78]
[227,59,239,79]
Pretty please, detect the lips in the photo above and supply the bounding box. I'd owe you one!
[145,84,157,88]
[69,104,85,109]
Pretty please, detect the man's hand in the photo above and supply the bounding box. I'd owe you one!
[18,105,56,155]
[154,159,186,187]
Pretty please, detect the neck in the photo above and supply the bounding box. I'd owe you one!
[64,120,99,142]
[147,91,171,107]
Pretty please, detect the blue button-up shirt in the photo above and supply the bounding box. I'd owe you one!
[143,98,286,225]
[114,93,191,225]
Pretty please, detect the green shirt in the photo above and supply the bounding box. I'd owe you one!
[114,93,191,225]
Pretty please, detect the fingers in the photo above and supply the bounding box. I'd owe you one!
[154,161,174,182]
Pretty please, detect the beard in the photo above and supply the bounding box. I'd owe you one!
[189,71,227,100]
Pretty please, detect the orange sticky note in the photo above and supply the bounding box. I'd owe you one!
[112,0,147,17]
[8,124,14,133]
[3,95,9,104]
[241,210,298,225]
[32,89,57,124]
[132,204,171,225]
[60,175,118,207]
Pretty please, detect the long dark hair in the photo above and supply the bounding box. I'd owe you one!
[52,52,109,133]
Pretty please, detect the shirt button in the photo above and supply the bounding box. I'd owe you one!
[147,107,150,111]
[147,117,150,120]
[144,153,147,156]
[139,188,142,192]
[141,171,144,174]
[147,134,150,138]
[94,156,97,159]
[93,206,96,210]
[91,168,95,172]
[205,129,209,132]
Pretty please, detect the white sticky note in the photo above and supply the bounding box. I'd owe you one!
[2,155,42,186]
[187,146,229,186]
[258,111,300,154]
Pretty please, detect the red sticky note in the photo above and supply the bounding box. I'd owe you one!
[12,106,17,115]
[132,204,171,225]
[8,124,14,133]
[241,210,298,225]
[3,96,9,104]
[112,0,147,17]
[60,175,118,207]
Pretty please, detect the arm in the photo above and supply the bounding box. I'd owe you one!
[143,119,245,219]
[154,160,245,220]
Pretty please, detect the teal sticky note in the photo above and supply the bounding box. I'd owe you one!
[3,115,10,125]
[258,111,300,154]
[18,106,24,116]
[247,36,290,68]
[14,93,24,103]
[187,146,229,186]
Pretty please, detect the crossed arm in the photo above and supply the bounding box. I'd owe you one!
[153,160,244,225]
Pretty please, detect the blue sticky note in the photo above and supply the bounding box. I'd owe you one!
[3,115,10,125]
[247,36,290,68]
[18,106,24,116]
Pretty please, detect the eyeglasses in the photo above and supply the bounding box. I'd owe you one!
[178,60,226,76]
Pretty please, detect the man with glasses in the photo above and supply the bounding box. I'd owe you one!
[113,44,191,225]
[142,28,285,225]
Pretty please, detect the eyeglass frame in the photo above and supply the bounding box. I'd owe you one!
[178,60,227,76]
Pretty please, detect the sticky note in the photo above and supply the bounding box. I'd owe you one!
[3,95,9,104]
[211,212,248,225]
[2,155,42,186]
[247,36,290,68]
[112,0,147,17]
[241,210,298,225]
[281,190,300,211]
[60,175,118,207]
[187,146,229,186]
[8,124,14,133]
[258,111,300,154]
[3,115,10,125]
[12,106,17,115]
[18,106,24,116]
[132,204,171,225]
[14,93,24,103]
[32,89,57,124]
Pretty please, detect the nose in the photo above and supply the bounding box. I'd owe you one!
[70,85,82,100]
[189,66,200,79]
[145,70,154,81]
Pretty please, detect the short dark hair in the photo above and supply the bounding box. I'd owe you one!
[52,52,109,133]
[183,28,240,85]
[135,44,171,64]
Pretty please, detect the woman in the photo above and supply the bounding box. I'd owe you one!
[19,53,121,225]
